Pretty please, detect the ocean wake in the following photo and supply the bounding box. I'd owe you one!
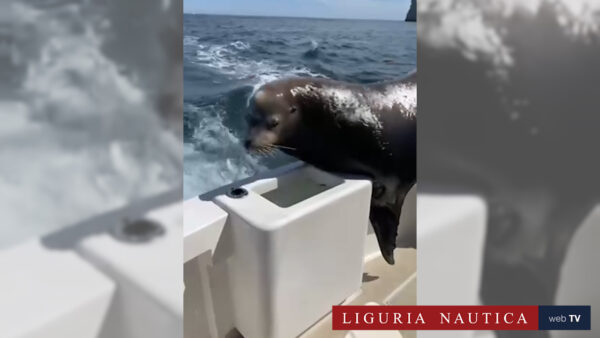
[183,102,264,198]
[184,37,324,197]
[183,15,415,198]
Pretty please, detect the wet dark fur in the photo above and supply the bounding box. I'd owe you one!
[246,72,416,264]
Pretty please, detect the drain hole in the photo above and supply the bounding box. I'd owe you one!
[227,187,248,199]
[112,218,165,243]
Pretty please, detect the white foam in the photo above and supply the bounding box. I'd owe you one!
[187,40,327,195]
[191,40,324,106]
[230,40,250,50]
[183,103,264,198]
[183,35,197,46]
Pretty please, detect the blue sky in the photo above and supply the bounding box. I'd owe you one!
[184,0,411,21]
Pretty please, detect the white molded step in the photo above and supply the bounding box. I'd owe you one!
[417,195,487,338]
[76,203,182,338]
[0,240,115,338]
[183,197,228,263]
[214,164,372,338]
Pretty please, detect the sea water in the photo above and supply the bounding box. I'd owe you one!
[183,14,416,198]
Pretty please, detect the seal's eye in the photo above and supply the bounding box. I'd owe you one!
[266,117,279,129]
[289,106,297,114]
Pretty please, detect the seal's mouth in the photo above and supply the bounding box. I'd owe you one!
[247,143,277,156]
[244,137,295,156]
[244,137,271,154]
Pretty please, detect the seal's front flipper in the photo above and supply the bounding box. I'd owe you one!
[369,205,400,265]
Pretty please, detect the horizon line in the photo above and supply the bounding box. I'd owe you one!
[183,12,407,23]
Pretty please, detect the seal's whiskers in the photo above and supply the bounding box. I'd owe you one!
[270,144,296,151]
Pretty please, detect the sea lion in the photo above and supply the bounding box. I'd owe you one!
[244,72,417,264]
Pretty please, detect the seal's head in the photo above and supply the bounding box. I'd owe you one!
[244,82,302,153]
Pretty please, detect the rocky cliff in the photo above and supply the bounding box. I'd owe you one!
[405,0,416,22]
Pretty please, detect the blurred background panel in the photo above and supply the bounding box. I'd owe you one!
[0,0,182,337]
[0,0,182,247]
[418,0,600,337]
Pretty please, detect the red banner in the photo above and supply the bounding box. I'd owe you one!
[332,306,539,330]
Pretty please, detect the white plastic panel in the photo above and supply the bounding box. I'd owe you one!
[554,205,600,338]
[75,203,182,338]
[184,197,235,338]
[0,240,115,338]
[184,198,228,263]
[417,195,487,338]
[214,165,372,338]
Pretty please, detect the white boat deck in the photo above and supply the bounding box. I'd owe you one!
[301,249,416,338]
[1,159,599,338]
